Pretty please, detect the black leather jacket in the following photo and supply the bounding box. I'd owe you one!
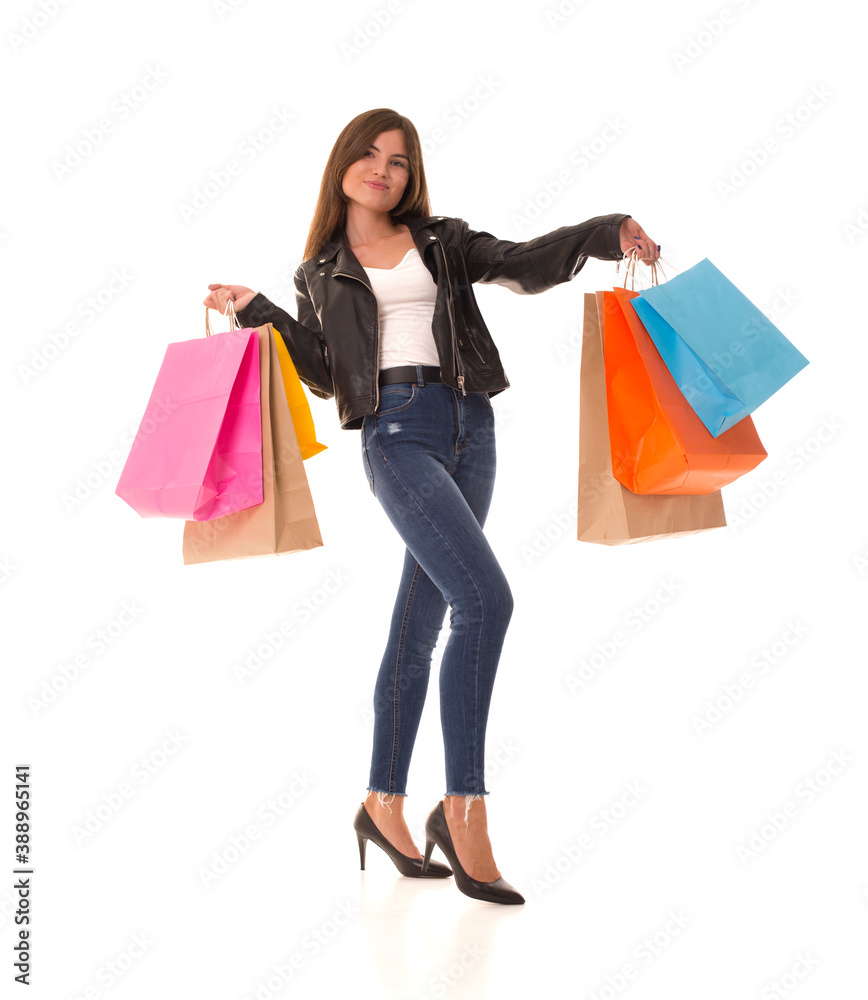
[236,210,630,430]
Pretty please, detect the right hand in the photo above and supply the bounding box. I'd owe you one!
[618,218,660,265]
[204,283,256,313]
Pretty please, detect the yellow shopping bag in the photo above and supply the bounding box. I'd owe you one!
[273,330,327,460]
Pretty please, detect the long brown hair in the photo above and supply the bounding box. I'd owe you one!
[303,109,432,262]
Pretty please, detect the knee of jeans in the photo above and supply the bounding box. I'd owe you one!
[499,580,515,621]
[484,576,514,624]
[454,576,513,625]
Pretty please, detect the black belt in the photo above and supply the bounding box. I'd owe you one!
[378,365,442,386]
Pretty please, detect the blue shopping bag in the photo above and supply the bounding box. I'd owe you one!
[629,258,809,437]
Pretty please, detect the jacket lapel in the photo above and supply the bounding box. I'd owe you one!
[308,215,445,281]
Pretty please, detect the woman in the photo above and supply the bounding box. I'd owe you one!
[205,108,658,905]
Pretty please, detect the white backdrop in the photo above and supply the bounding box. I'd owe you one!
[4,0,867,997]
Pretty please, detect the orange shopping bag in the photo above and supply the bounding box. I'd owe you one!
[576,292,727,544]
[601,285,767,495]
[273,331,327,460]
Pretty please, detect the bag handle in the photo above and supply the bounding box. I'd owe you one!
[617,252,657,290]
[205,297,240,337]
[616,250,677,290]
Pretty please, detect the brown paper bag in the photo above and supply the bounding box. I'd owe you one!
[183,324,324,563]
[577,292,726,544]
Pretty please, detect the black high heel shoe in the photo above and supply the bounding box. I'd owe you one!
[421,800,525,904]
[354,802,453,878]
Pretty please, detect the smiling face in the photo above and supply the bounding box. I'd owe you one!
[341,128,410,216]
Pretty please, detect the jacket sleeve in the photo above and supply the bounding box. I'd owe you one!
[460,213,630,294]
[235,272,334,400]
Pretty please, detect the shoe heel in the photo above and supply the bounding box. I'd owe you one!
[422,800,525,904]
[420,837,435,874]
[352,801,452,878]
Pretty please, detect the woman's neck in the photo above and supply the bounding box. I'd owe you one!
[343,205,404,250]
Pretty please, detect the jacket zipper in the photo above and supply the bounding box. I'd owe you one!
[435,238,466,397]
[463,323,486,365]
[335,234,465,408]
[332,269,381,412]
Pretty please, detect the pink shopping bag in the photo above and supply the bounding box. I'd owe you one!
[116,324,263,520]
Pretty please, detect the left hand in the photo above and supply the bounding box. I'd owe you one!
[619,218,660,265]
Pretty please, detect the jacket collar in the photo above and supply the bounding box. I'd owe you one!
[311,213,447,267]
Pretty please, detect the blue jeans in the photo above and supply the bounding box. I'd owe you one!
[360,368,514,801]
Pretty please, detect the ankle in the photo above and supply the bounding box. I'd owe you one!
[365,791,405,817]
[443,794,488,827]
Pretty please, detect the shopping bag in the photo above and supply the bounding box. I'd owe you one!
[577,292,727,544]
[603,287,767,495]
[273,329,327,460]
[115,324,263,520]
[183,322,323,563]
[629,258,809,437]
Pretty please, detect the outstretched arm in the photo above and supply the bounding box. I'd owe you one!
[461,213,659,294]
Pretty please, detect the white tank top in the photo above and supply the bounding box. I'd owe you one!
[361,247,439,369]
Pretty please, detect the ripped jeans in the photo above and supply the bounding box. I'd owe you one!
[360,371,514,811]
